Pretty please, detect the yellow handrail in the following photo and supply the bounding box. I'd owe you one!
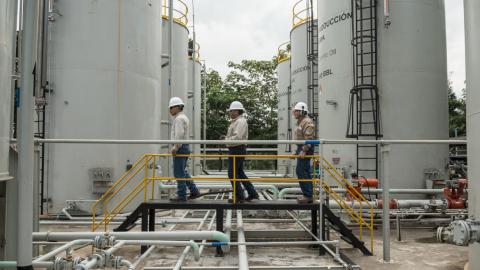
[92,153,374,254]
[314,157,374,253]
[293,0,312,29]
[163,0,188,27]
[277,41,291,63]
[188,42,200,61]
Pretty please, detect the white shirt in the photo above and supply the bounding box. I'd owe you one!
[171,112,190,150]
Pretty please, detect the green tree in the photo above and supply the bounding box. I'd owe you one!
[201,57,279,170]
[448,73,466,138]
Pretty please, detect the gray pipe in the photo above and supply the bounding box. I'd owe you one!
[221,193,233,252]
[17,1,38,268]
[236,210,249,270]
[131,245,156,270]
[32,231,229,242]
[33,240,91,263]
[381,145,391,262]
[24,139,467,145]
[279,188,455,199]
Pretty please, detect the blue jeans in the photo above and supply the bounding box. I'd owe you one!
[228,146,257,199]
[173,144,199,199]
[296,145,314,199]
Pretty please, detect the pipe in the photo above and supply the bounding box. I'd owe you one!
[381,145,391,262]
[174,193,222,269]
[17,1,38,268]
[236,210,249,270]
[22,139,468,145]
[0,262,17,268]
[131,245,156,270]
[121,260,134,270]
[221,193,233,252]
[105,240,126,257]
[158,183,278,199]
[285,210,348,268]
[279,188,457,199]
[33,240,91,263]
[145,267,350,270]
[32,231,229,242]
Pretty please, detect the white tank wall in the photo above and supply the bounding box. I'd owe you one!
[464,0,480,267]
[160,18,188,178]
[290,23,311,130]
[46,0,163,214]
[277,59,292,174]
[0,0,15,181]
[317,1,449,198]
[186,58,201,175]
[317,1,356,178]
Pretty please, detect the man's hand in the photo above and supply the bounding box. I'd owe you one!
[290,152,297,159]
[299,150,306,159]
[171,149,177,156]
[219,135,226,140]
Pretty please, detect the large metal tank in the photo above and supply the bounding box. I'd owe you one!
[290,22,314,129]
[317,1,449,198]
[0,0,15,181]
[160,16,189,178]
[277,57,292,175]
[46,0,163,214]
[186,58,201,175]
[465,0,480,267]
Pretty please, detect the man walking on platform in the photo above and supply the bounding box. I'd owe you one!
[291,102,315,203]
[169,97,201,202]
[220,101,259,203]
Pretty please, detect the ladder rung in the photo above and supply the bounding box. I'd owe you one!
[358,145,377,148]
[357,169,377,171]
[358,157,377,160]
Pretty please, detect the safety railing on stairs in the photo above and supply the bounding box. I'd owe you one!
[313,157,374,254]
[293,0,312,28]
[163,0,188,27]
[92,153,374,254]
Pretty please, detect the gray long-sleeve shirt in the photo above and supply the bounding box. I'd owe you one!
[225,115,248,147]
[171,112,190,150]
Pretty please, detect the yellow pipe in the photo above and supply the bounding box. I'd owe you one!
[144,156,148,203]
[233,156,236,203]
[152,156,156,199]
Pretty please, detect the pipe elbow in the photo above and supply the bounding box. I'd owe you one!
[190,241,200,261]
[269,185,278,199]
[212,231,229,243]
[278,188,290,200]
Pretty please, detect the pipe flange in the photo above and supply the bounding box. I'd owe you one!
[53,257,64,270]
[109,256,124,269]
[108,236,117,246]
[73,257,84,267]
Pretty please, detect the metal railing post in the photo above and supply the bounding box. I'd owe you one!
[381,143,391,262]
[233,155,236,203]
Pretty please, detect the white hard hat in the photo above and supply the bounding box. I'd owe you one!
[229,101,245,111]
[294,102,308,112]
[169,97,184,107]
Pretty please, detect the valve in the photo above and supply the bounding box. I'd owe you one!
[93,235,117,249]
[437,219,480,246]
[108,256,124,269]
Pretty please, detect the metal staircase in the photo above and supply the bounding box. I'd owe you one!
[347,0,382,179]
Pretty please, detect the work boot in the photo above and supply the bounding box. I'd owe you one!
[187,193,202,200]
[245,193,259,202]
[169,196,187,202]
[228,198,245,203]
[297,197,313,203]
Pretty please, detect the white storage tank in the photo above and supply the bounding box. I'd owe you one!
[0,0,15,181]
[160,2,189,178]
[276,43,292,175]
[464,0,480,266]
[186,56,202,175]
[46,0,163,214]
[317,0,449,198]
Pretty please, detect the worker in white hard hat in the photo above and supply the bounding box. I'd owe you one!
[168,97,201,202]
[291,101,315,203]
[220,101,259,203]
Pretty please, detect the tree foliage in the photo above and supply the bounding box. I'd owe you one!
[448,73,466,138]
[200,57,279,170]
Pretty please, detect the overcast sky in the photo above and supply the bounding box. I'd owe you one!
[187,0,466,97]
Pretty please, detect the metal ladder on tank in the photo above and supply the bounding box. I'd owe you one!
[34,87,48,215]
[346,0,382,180]
[306,1,319,147]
